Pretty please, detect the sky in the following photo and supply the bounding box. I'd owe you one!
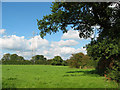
[0,2,92,60]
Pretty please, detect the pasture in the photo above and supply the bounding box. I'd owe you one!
[2,65,118,88]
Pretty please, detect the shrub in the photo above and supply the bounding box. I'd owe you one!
[107,60,120,83]
[67,52,95,69]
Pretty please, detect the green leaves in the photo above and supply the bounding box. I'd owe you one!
[51,56,63,65]
[107,60,120,83]
[86,37,120,60]
[37,2,97,38]
[67,52,93,69]
[31,55,47,61]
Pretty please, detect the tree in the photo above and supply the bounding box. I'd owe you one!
[51,56,63,65]
[1,53,27,65]
[67,52,91,68]
[1,53,11,61]
[31,55,46,61]
[68,53,84,68]
[31,55,47,64]
[37,2,120,76]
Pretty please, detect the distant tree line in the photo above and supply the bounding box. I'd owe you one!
[1,53,65,65]
[1,53,32,65]
[1,53,97,69]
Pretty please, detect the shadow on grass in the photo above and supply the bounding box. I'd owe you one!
[2,81,17,88]
[64,69,100,77]
[2,77,17,88]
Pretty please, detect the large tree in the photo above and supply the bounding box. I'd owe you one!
[37,2,120,77]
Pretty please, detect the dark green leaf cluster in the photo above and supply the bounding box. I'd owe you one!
[67,52,97,69]
[1,53,25,61]
[86,38,120,61]
[86,37,120,75]
[37,2,101,38]
[31,55,47,64]
[107,60,120,83]
[51,56,64,65]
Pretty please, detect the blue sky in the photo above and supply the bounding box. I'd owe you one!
[0,2,91,60]
[2,2,53,39]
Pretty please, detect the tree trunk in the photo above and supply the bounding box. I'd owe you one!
[79,66,82,69]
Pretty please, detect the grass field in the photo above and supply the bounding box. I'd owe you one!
[2,65,118,88]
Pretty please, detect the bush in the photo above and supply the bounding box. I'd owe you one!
[107,60,120,83]
[67,52,95,69]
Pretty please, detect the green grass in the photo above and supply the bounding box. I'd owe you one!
[2,65,118,88]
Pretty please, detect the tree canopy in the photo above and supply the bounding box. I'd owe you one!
[67,52,96,69]
[31,55,47,64]
[51,56,63,65]
[1,53,25,61]
[37,2,120,39]
[31,55,47,61]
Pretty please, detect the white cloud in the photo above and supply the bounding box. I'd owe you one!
[16,51,33,60]
[28,36,49,50]
[45,39,87,59]
[0,34,87,60]
[62,27,100,41]
[15,40,86,60]
[0,35,29,51]
[61,30,82,40]
[40,46,87,60]
[0,35,49,59]
[0,29,6,34]
[51,40,79,47]
[0,35,49,53]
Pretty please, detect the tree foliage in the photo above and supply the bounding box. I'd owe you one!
[37,2,120,39]
[31,55,47,65]
[2,53,25,61]
[1,54,66,66]
[1,53,11,61]
[51,56,63,65]
[1,53,32,65]
[86,37,120,74]
[67,52,96,69]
